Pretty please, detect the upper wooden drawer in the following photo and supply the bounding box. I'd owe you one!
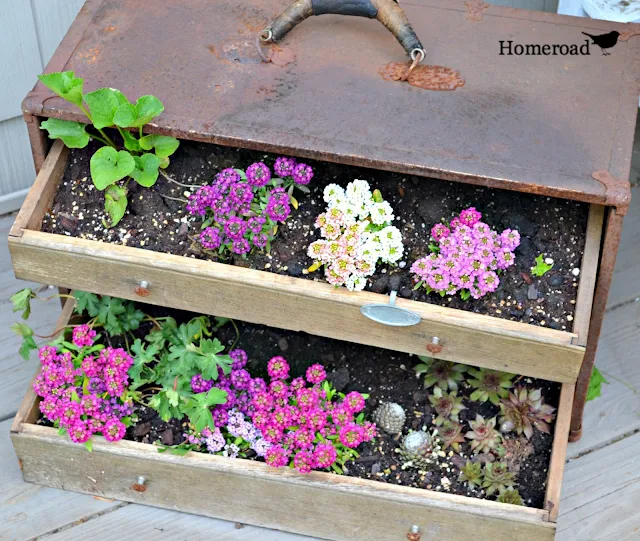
[9,141,604,384]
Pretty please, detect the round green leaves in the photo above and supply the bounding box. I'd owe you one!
[90,147,135,190]
[39,118,89,148]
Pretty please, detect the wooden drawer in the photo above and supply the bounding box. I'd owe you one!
[10,301,574,541]
[8,141,603,383]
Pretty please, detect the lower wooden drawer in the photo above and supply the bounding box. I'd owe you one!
[10,303,574,541]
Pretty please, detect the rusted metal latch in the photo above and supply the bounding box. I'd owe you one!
[592,170,632,216]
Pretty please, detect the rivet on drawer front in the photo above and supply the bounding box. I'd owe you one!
[134,280,151,297]
[131,475,147,492]
[406,524,421,541]
[426,336,443,354]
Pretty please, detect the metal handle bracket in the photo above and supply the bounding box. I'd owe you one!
[360,290,421,326]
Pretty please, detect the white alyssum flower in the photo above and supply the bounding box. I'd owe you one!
[370,201,395,225]
[346,273,367,292]
[346,179,372,205]
[323,184,346,206]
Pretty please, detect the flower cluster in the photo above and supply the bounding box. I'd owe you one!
[187,158,313,257]
[307,180,404,291]
[251,357,376,474]
[33,324,133,445]
[411,207,520,300]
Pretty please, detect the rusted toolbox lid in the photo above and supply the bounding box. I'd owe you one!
[24,0,640,205]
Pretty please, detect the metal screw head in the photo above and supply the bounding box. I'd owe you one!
[431,337,440,345]
[134,281,151,298]
[410,525,420,534]
[139,281,149,289]
[137,476,146,485]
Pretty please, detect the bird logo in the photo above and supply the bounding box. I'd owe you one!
[582,31,620,56]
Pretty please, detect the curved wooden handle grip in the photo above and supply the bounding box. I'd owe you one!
[265,0,424,57]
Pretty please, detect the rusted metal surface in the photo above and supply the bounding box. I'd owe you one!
[592,170,632,215]
[23,113,48,173]
[570,209,624,442]
[380,62,465,90]
[464,0,490,22]
[23,0,640,206]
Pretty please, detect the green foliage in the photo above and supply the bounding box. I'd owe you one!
[183,388,228,433]
[11,322,37,360]
[458,461,483,489]
[415,358,466,391]
[531,254,553,277]
[499,386,556,440]
[11,288,36,319]
[72,291,144,335]
[465,414,502,454]
[38,72,179,226]
[466,367,514,405]
[482,462,515,496]
[586,366,609,402]
[497,489,523,505]
[428,387,466,426]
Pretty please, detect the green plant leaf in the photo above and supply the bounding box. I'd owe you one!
[104,184,128,227]
[19,335,38,360]
[11,288,36,320]
[40,118,90,148]
[90,147,135,190]
[130,153,160,187]
[73,291,101,317]
[531,254,554,278]
[184,387,228,433]
[83,88,128,129]
[139,135,180,158]
[159,156,170,169]
[121,129,141,152]
[586,367,609,402]
[38,71,84,106]
[85,439,93,452]
[115,96,164,128]
[11,322,34,338]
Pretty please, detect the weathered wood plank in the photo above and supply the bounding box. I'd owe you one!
[557,432,640,541]
[606,188,640,309]
[544,383,574,522]
[0,117,37,198]
[566,300,640,458]
[34,503,321,541]
[11,424,554,541]
[572,205,604,346]
[30,0,87,66]
[0,1,42,122]
[0,419,121,540]
[9,230,586,384]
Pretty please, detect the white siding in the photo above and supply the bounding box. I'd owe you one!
[0,0,84,204]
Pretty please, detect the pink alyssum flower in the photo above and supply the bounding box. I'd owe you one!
[411,207,520,300]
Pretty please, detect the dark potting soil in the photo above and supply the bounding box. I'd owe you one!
[42,139,588,331]
[117,304,557,509]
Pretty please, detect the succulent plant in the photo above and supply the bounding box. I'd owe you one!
[499,386,557,440]
[428,387,466,426]
[458,461,483,489]
[415,358,466,391]
[465,414,502,454]
[497,489,524,506]
[372,402,406,434]
[482,462,516,496]
[397,430,443,470]
[466,368,515,405]
[438,421,466,452]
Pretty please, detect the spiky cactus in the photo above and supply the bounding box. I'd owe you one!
[415,358,466,391]
[499,386,557,440]
[465,414,502,454]
[438,421,465,452]
[458,461,483,489]
[497,489,523,506]
[466,368,514,405]
[397,430,442,469]
[428,387,466,426]
[482,462,515,496]
[372,402,406,434]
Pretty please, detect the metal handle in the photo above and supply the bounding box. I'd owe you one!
[261,0,425,59]
[360,290,421,327]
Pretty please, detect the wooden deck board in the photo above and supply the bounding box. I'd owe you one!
[556,432,640,541]
[0,419,121,541]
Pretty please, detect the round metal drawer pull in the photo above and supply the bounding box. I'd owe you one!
[131,476,147,492]
[134,280,151,297]
[426,336,443,354]
[407,524,421,541]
